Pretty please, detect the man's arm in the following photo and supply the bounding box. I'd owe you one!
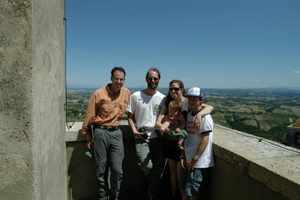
[80,92,96,147]
[127,112,142,137]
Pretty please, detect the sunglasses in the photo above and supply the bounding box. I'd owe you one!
[169,87,180,91]
[147,77,159,81]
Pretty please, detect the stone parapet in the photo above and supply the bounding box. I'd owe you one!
[66,122,300,200]
[213,124,300,200]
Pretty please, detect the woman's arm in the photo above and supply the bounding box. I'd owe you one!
[155,112,165,129]
[198,103,214,116]
[193,103,214,128]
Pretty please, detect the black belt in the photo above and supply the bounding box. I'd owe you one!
[138,127,155,132]
[93,124,120,131]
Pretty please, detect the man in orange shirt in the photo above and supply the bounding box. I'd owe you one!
[80,67,130,200]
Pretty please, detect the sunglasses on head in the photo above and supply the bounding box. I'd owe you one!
[169,87,180,91]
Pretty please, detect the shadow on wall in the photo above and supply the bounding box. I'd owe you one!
[67,126,150,200]
[67,142,97,200]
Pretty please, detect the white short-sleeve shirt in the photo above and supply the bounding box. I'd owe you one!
[127,90,165,138]
[184,113,214,168]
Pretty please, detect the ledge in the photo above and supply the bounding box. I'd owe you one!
[65,122,300,200]
[65,122,84,142]
[213,124,300,200]
[65,121,129,142]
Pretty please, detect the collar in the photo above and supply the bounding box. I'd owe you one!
[106,84,121,98]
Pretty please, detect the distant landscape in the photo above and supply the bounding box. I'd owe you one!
[66,87,300,146]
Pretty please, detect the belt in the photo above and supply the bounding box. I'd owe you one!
[138,127,156,132]
[93,124,120,131]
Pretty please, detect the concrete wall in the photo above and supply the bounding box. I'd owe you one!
[0,1,33,199]
[66,123,300,200]
[0,0,66,199]
[211,125,300,200]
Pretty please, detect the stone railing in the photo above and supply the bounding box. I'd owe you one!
[66,122,300,200]
[212,125,300,200]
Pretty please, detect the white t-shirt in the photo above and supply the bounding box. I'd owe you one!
[127,90,165,138]
[184,113,214,168]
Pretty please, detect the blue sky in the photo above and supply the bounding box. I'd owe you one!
[66,0,300,89]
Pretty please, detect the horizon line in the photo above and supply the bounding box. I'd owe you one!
[67,86,300,90]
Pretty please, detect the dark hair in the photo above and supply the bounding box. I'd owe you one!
[165,80,185,114]
[111,66,126,78]
[145,67,161,80]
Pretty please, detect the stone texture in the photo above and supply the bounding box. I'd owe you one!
[0,0,66,199]
[213,124,300,200]
[32,0,66,200]
[0,1,33,199]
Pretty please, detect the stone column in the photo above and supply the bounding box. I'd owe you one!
[0,0,66,199]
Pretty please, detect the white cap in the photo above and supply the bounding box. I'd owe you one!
[187,87,202,97]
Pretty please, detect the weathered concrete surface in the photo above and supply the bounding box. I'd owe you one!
[0,0,66,199]
[0,1,33,199]
[212,125,300,200]
[32,0,66,200]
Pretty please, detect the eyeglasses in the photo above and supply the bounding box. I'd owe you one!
[169,87,180,91]
[147,77,159,81]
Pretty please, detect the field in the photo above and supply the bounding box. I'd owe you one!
[66,88,300,145]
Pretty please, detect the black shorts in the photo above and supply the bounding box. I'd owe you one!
[162,138,182,161]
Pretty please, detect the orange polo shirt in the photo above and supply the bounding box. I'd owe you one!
[81,84,130,135]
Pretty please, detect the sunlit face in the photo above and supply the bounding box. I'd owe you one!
[169,82,183,100]
[146,70,160,90]
[188,96,202,111]
[111,70,125,92]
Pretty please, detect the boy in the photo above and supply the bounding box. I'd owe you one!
[183,87,214,200]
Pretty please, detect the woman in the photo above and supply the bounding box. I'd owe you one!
[156,80,213,200]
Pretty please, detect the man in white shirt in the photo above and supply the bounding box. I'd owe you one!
[184,87,214,200]
[127,68,165,200]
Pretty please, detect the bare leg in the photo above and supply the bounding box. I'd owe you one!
[177,162,186,200]
[168,159,178,197]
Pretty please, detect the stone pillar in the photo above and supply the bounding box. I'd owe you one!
[0,0,66,200]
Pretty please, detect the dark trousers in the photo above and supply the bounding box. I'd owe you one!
[93,127,124,200]
[135,137,165,200]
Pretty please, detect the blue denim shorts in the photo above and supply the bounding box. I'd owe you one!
[185,168,204,198]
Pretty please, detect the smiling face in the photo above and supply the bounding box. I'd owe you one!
[111,70,125,93]
[146,70,160,90]
[169,82,183,101]
[188,96,203,112]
